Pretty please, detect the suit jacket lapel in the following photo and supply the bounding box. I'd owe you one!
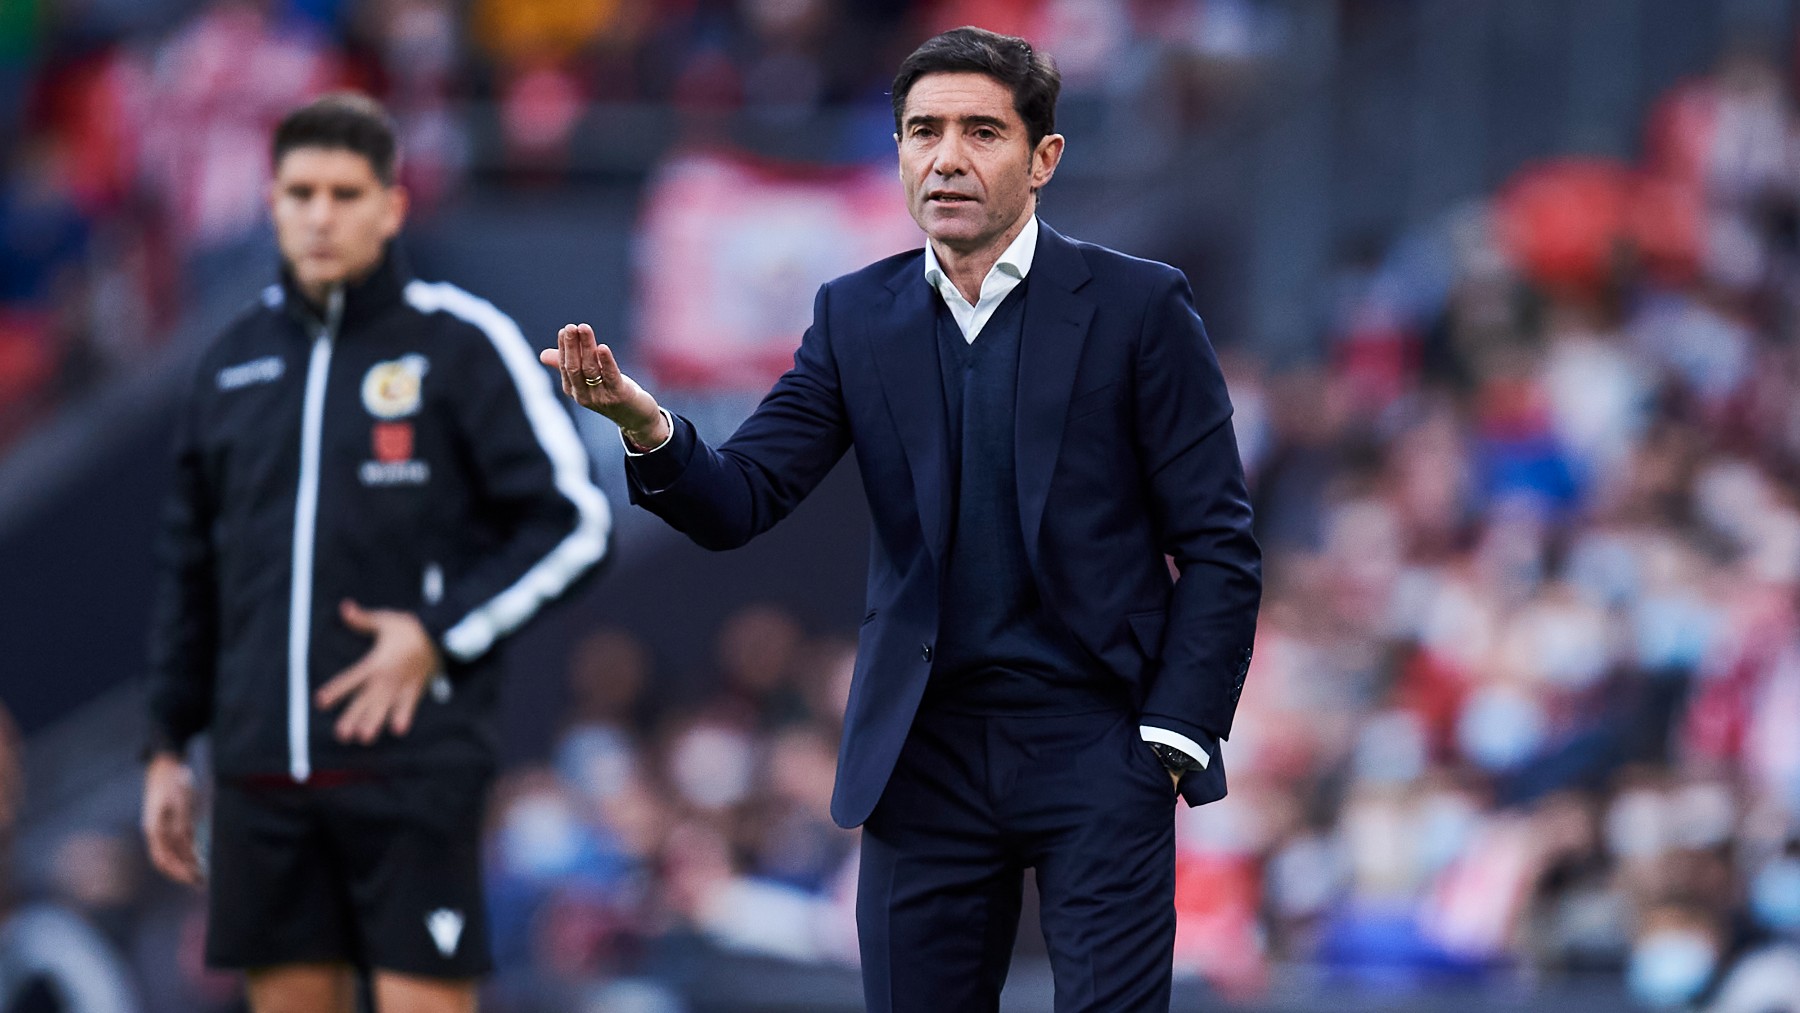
[869,258,952,565]
[1016,223,1095,570]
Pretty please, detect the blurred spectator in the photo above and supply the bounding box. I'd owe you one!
[1622,891,1800,1013]
[137,0,344,261]
[469,0,614,169]
[0,143,92,442]
[1706,940,1800,1013]
[0,714,146,1012]
[471,0,619,70]
[661,717,757,816]
[742,725,850,892]
[352,0,470,207]
[46,833,141,951]
[1627,895,1730,1009]
[486,768,651,979]
[557,627,655,806]
[707,603,808,729]
[1520,791,1631,976]
[0,144,88,308]
[795,636,856,737]
[1646,49,1799,293]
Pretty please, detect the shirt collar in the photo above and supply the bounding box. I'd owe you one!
[923,214,1039,293]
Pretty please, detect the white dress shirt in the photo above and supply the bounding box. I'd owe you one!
[924,214,1038,343]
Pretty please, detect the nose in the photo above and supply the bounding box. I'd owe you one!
[304,192,334,228]
[931,134,969,178]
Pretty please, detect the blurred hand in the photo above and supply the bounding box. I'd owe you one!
[142,753,201,886]
[539,323,670,448]
[315,600,440,745]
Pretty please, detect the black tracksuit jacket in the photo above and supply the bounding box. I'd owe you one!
[146,252,612,779]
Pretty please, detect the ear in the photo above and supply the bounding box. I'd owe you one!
[384,185,410,240]
[1031,133,1065,190]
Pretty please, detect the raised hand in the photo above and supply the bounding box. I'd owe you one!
[539,323,670,448]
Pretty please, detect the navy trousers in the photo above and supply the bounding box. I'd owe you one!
[857,707,1178,1012]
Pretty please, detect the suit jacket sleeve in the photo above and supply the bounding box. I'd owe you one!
[626,284,852,549]
[144,374,219,757]
[1133,269,1262,743]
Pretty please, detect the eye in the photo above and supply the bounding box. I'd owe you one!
[973,127,998,141]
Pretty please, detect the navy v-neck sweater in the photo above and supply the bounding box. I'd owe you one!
[924,279,1122,715]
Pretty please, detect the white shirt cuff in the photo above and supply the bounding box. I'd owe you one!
[1139,725,1211,769]
[621,408,676,457]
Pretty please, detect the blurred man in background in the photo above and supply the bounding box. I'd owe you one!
[543,26,1260,1012]
[140,93,611,1013]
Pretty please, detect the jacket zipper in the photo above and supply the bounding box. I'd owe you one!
[286,285,343,782]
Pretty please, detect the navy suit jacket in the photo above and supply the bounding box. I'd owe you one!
[627,222,1261,828]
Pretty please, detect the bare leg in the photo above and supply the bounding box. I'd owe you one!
[372,971,478,1013]
[245,963,356,1013]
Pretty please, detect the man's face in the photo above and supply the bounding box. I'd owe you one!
[897,72,1063,256]
[269,147,405,297]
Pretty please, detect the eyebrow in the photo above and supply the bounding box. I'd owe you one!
[904,113,1011,131]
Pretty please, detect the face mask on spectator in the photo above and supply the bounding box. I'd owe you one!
[1456,683,1546,771]
[499,792,585,880]
[1526,606,1608,690]
[1751,858,1800,932]
[669,724,755,811]
[557,725,637,803]
[1414,790,1479,873]
[1627,929,1717,1008]
[1632,594,1718,672]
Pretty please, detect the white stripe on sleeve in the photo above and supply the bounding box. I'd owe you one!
[403,281,612,661]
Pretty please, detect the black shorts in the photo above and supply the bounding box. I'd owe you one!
[203,768,492,978]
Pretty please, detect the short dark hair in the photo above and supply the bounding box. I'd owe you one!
[891,26,1061,149]
[272,93,399,185]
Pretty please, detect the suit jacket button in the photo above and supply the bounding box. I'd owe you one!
[921,644,933,661]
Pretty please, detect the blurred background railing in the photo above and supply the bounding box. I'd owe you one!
[7,0,1800,1010]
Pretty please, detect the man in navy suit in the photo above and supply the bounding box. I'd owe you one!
[542,26,1260,1012]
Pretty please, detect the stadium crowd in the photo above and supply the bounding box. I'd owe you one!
[1202,45,1800,1010]
[9,1,1800,1012]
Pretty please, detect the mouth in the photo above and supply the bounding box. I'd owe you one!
[926,191,977,206]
